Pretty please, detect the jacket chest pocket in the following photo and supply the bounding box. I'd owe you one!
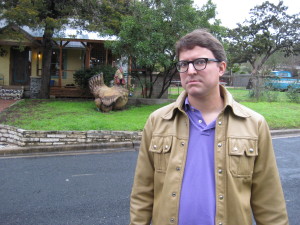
[228,138,258,178]
[149,136,172,173]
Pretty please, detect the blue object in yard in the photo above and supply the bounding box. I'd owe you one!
[265,71,300,90]
[49,80,55,87]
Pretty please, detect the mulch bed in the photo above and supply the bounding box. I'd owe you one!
[0,99,19,112]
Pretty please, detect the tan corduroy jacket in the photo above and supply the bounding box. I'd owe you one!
[130,86,289,225]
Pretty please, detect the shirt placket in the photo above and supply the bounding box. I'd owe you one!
[215,111,227,225]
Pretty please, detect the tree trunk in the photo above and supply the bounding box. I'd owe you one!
[251,67,264,100]
[147,69,153,98]
[250,52,275,100]
[157,69,177,98]
[39,28,54,99]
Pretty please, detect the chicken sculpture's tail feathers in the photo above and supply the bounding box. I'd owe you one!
[89,73,105,96]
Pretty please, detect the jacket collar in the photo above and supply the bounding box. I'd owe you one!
[161,85,251,120]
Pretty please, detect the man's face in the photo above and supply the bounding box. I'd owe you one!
[179,46,226,99]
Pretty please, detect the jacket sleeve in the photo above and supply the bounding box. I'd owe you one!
[130,116,155,225]
[251,118,289,225]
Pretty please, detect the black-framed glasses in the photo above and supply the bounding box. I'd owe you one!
[176,58,221,73]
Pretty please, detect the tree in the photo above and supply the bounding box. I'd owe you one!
[0,0,131,98]
[227,1,300,76]
[106,0,223,98]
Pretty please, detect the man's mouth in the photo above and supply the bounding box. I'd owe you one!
[186,79,201,84]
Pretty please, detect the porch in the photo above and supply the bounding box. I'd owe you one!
[50,86,93,98]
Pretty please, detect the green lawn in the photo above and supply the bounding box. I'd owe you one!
[1,88,299,131]
[240,102,300,129]
[169,87,292,102]
[0,100,168,131]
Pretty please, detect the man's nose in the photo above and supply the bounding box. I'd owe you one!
[187,62,197,74]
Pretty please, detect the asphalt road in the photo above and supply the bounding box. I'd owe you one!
[0,151,138,225]
[273,136,300,225]
[0,136,299,225]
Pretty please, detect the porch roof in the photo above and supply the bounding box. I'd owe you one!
[22,26,117,42]
[0,21,117,48]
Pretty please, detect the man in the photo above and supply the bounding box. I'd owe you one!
[130,29,289,225]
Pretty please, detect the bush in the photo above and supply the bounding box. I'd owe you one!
[73,65,116,89]
[262,82,279,102]
[286,85,300,103]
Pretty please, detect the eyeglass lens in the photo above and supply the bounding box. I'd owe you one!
[177,58,207,73]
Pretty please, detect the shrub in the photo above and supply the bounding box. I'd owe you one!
[262,81,279,102]
[73,65,116,89]
[286,85,300,103]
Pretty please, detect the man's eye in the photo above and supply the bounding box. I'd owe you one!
[194,59,206,65]
[180,62,188,67]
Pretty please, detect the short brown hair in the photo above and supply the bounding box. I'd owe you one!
[175,29,227,62]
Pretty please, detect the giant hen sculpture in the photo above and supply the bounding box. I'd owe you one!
[89,73,129,112]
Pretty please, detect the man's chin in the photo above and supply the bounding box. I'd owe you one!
[186,89,205,97]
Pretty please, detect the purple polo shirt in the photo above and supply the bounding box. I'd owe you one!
[178,98,216,225]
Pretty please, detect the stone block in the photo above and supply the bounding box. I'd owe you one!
[47,134,67,138]
[40,138,59,143]
[60,138,77,142]
[53,142,65,145]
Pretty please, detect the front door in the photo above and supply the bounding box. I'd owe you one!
[11,47,31,85]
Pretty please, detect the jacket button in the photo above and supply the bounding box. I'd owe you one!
[219,195,224,200]
[172,192,176,197]
[249,148,254,153]
[218,121,222,125]
[153,145,157,149]
[176,167,181,171]
[218,143,222,147]
[218,169,223,174]
[165,145,169,149]
[170,218,175,223]
[181,142,185,146]
[218,222,223,225]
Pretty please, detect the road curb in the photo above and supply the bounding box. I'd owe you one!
[0,141,140,156]
[0,130,299,156]
[270,129,300,137]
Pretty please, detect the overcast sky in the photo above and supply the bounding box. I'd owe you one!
[194,0,300,28]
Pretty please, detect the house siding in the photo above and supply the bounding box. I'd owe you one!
[0,46,11,86]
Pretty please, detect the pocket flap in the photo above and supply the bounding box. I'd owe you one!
[228,138,258,156]
[149,136,172,153]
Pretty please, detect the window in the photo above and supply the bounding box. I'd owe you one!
[50,49,67,78]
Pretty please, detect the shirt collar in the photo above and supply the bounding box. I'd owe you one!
[161,85,251,120]
[184,97,192,112]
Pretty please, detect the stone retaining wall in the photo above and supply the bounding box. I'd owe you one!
[0,87,24,100]
[0,124,142,147]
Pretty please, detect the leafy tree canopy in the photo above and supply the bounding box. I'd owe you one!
[0,0,131,36]
[0,0,132,98]
[106,0,225,98]
[226,1,300,75]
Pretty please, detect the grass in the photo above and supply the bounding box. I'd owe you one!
[0,100,168,131]
[240,102,300,129]
[168,87,292,102]
[1,87,300,131]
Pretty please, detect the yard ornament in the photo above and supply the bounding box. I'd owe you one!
[89,73,128,112]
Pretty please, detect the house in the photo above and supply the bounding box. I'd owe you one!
[0,24,117,98]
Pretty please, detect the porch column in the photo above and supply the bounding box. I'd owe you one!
[81,42,92,69]
[59,44,63,87]
[58,41,70,87]
[105,48,108,65]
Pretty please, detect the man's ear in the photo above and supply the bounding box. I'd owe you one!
[219,61,226,77]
